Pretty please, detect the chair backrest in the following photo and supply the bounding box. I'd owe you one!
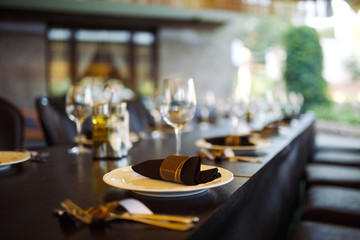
[35,96,155,145]
[35,95,77,146]
[0,96,25,150]
[126,99,155,133]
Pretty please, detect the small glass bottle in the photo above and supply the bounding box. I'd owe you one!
[109,102,131,158]
[92,103,110,159]
[119,102,132,152]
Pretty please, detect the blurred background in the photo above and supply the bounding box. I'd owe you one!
[0,0,359,147]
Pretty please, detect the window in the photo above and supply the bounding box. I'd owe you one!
[47,27,157,97]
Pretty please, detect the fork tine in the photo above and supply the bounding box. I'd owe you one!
[63,199,93,223]
[86,201,118,219]
[63,199,91,216]
[60,199,93,224]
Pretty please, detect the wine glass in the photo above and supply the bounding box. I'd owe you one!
[160,78,197,155]
[65,83,93,154]
[199,90,215,126]
[142,90,163,139]
[231,86,250,135]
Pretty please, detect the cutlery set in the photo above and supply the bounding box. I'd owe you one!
[57,198,198,231]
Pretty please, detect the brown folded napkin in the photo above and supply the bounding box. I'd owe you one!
[252,124,279,136]
[205,135,254,146]
[132,155,221,185]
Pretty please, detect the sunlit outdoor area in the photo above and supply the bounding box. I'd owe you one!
[230,0,360,126]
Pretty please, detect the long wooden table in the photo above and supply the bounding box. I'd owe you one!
[0,113,315,240]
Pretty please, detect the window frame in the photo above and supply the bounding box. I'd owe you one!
[45,24,158,95]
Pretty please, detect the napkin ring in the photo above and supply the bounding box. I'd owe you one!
[160,155,190,184]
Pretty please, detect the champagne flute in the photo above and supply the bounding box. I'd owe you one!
[160,78,196,155]
[66,83,93,154]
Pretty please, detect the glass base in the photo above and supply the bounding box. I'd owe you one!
[151,130,164,139]
[68,145,91,154]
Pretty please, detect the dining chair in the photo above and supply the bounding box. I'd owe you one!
[126,99,155,133]
[311,132,360,166]
[291,221,360,240]
[302,185,360,228]
[305,163,360,189]
[0,96,25,150]
[35,95,77,146]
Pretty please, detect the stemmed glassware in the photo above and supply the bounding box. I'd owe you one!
[289,92,304,117]
[231,87,250,135]
[142,91,163,139]
[159,78,197,155]
[199,90,215,127]
[65,83,93,154]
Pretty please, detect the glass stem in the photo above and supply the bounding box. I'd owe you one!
[75,120,83,150]
[174,127,181,155]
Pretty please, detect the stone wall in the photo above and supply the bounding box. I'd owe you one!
[0,22,47,144]
[0,20,239,105]
[159,22,238,101]
[0,21,47,109]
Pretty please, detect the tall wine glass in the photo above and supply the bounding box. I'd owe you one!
[66,83,93,154]
[231,87,250,135]
[160,78,197,155]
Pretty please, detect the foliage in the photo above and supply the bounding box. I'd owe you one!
[312,102,360,125]
[316,26,335,38]
[282,26,330,110]
[49,78,71,97]
[137,79,155,97]
[344,57,360,81]
[236,15,291,57]
[251,70,278,94]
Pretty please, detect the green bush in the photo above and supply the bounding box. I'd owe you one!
[283,26,330,110]
[312,103,360,124]
[236,15,291,60]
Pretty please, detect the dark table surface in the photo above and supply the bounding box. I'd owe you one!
[0,113,315,240]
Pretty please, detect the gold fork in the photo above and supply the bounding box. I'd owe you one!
[86,200,199,224]
[60,199,93,224]
[60,199,195,231]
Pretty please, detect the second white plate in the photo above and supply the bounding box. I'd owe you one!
[195,138,269,151]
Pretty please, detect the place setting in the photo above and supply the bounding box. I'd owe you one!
[103,155,234,197]
[102,78,234,197]
[195,134,269,151]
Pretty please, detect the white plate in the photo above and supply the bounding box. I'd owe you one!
[195,138,269,151]
[0,151,31,167]
[103,165,234,197]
